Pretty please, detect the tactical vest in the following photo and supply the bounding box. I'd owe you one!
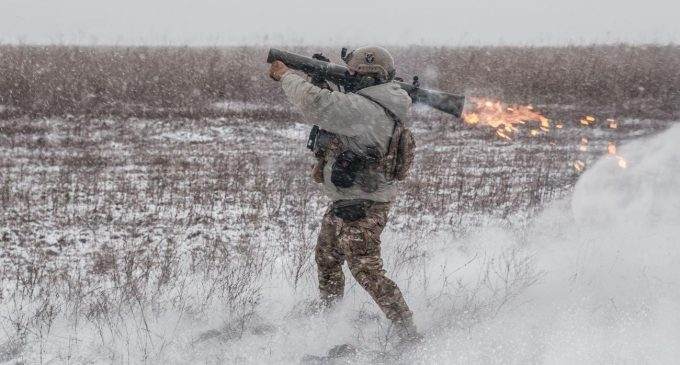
[308,95,416,188]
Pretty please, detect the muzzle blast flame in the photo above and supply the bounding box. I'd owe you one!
[461,97,628,171]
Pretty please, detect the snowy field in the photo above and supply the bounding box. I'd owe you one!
[0,101,678,363]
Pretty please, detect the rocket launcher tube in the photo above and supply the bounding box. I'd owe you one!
[267,48,465,117]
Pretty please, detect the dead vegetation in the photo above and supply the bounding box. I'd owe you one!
[0,44,675,362]
[0,110,661,361]
[1,44,679,119]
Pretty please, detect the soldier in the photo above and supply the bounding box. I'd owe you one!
[268,46,422,345]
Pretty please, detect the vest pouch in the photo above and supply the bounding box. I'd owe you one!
[311,157,325,183]
[331,150,365,188]
[331,200,371,222]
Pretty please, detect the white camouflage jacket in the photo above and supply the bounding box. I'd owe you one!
[281,73,411,202]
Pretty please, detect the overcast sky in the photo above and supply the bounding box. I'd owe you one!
[1,0,679,46]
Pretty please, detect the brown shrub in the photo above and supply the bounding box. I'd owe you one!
[0,44,679,118]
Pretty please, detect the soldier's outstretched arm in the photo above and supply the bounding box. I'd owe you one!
[269,61,367,136]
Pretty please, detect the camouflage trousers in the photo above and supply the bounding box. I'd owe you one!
[315,201,413,322]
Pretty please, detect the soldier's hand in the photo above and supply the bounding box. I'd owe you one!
[269,61,289,81]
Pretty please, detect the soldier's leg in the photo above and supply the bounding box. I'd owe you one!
[315,207,345,305]
[339,203,414,323]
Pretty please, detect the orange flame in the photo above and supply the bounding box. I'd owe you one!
[462,98,549,128]
[580,116,596,126]
[607,118,618,129]
[462,97,628,171]
[574,160,585,172]
[607,142,617,155]
[608,141,628,169]
[463,98,550,140]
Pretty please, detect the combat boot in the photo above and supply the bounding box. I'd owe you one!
[289,297,339,318]
[393,317,424,349]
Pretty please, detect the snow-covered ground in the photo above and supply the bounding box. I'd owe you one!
[0,104,677,363]
[187,124,680,364]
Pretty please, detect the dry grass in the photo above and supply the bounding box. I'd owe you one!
[0,43,676,362]
[1,44,679,119]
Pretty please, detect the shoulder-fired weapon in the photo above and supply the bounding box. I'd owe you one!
[267,48,464,117]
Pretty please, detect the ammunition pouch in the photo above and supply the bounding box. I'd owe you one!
[307,125,335,155]
[311,158,325,183]
[358,93,416,181]
[307,125,337,184]
[330,149,379,189]
[330,150,364,188]
[331,199,373,222]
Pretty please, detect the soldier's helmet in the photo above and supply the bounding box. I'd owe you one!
[343,46,396,83]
